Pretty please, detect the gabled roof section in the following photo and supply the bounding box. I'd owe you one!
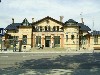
[78,23,91,31]
[32,16,64,25]
[21,18,31,26]
[91,30,100,35]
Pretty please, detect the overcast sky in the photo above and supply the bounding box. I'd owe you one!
[0,0,100,30]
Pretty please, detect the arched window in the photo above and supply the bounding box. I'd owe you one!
[53,26,56,31]
[40,26,42,31]
[45,26,47,31]
[57,26,59,31]
[48,26,51,31]
[36,26,39,31]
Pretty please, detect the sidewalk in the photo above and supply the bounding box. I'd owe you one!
[0,48,95,53]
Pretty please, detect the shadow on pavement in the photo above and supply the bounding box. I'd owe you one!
[0,53,100,75]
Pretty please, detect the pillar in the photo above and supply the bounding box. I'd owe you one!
[51,34,54,48]
[33,34,35,47]
[42,34,45,47]
[60,34,64,48]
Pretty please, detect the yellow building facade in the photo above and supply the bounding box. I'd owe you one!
[4,16,100,51]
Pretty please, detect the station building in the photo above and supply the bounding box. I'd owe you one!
[4,16,100,51]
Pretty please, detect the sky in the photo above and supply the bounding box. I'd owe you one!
[0,0,100,30]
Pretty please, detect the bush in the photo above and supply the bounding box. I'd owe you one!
[4,40,10,48]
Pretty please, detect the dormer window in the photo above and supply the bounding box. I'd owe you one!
[65,19,78,26]
[22,18,29,26]
[23,23,26,26]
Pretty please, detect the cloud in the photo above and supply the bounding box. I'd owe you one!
[0,0,100,30]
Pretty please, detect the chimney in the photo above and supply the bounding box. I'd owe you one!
[12,18,14,24]
[32,18,34,23]
[81,18,84,24]
[60,16,64,22]
[80,12,84,24]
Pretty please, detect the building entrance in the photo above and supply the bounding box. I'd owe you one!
[45,36,51,47]
[45,40,50,47]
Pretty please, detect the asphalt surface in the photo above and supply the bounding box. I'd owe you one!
[0,53,100,75]
[0,53,73,68]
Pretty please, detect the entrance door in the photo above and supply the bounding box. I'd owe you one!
[45,40,50,47]
[45,36,51,47]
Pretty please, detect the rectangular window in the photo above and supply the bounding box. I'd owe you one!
[66,35,68,42]
[71,35,74,40]
[22,35,27,45]
[94,35,98,44]
[82,36,87,45]
[36,36,41,47]
[54,36,60,47]
[9,36,19,44]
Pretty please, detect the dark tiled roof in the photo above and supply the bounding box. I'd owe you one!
[5,17,92,32]
[65,19,78,24]
[78,23,91,31]
[5,23,21,30]
[0,28,4,30]
[91,31,100,35]
[5,18,33,30]
[64,19,78,27]
[32,16,64,25]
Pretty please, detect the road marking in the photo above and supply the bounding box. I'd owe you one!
[1,56,8,57]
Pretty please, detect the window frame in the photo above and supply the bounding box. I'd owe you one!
[66,35,68,42]
[22,35,27,45]
[71,35,74,40]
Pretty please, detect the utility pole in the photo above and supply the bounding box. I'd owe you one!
[92,18,94,53]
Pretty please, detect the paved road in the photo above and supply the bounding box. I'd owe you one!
[0,53,75,68]
[0,53,100,75]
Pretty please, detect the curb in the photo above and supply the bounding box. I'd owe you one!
[0,51,94,54]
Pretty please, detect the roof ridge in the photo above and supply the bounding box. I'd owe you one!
[32,16,64,25]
